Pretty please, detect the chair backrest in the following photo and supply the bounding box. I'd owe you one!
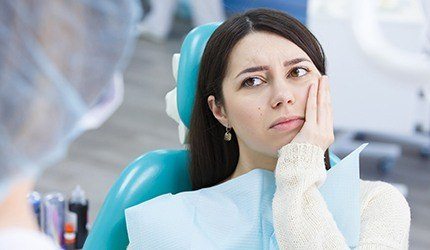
[83,150,191,249]
[83,23,341,250]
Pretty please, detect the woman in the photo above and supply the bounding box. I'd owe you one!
[127,8,410,249]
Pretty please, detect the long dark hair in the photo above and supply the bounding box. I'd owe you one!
[188,8,330,190]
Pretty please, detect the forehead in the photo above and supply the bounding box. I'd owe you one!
[226,31,311,73]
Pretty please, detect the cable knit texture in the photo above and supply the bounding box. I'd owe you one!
[273,142,411,249]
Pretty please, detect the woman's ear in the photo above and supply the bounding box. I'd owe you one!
[207,95,229,127]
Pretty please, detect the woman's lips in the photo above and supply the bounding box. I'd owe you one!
[270,118,304,132]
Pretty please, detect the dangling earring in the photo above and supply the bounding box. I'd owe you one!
[224,126,232,141]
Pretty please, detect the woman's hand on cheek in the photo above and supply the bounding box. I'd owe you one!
[290,75,334,152]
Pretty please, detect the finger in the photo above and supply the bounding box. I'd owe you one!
[327,93,333,131]
[324,76,333,129]
[317,76,327,126]
[323,76,335,144]
[325,76,334,133]
[305,81,318,125]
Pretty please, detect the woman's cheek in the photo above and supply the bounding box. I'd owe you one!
[303,74,320,88]
[297,78,316,104]
[231,105,263,138]
[236,107,260,130]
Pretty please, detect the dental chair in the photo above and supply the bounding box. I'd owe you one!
[83,23,342,250]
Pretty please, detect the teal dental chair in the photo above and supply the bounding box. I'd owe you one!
[83,23,342,250]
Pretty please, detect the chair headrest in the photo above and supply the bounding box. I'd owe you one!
[176,23,221,128]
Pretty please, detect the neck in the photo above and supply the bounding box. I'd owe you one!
[228,140,277,180]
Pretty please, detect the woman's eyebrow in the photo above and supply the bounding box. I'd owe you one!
[235,58,311,79]
[235,65,269,78]
[283,57,311,67]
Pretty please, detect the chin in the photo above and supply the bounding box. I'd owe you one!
[279,135,295,146]
[268,142,291,157]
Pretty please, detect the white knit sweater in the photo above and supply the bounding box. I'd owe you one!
[273,143,411,249]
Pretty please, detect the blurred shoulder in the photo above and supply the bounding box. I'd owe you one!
[359,179,408,203]
[358,180,411,247]
[359,179,410,219]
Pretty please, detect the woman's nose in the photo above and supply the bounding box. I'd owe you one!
[270,79,295,109]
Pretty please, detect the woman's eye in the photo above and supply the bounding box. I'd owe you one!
[241,77,265,88]
[289,67,309,77]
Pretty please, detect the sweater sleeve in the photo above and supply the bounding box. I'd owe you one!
[272,142,411,250]
[272,142,349,249]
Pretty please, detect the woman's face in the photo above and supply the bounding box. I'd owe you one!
[208,31,322,158]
